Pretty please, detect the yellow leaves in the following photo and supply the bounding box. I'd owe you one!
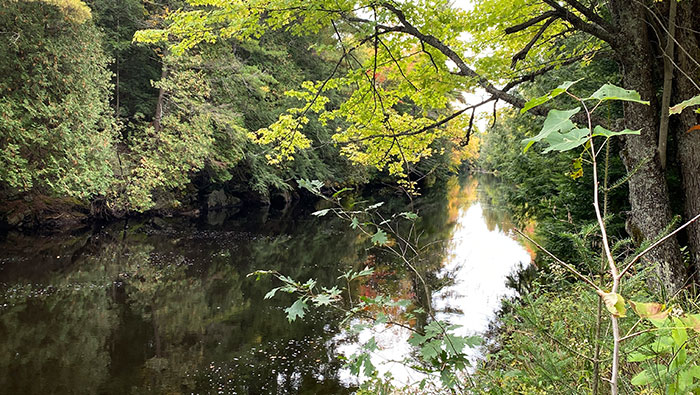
[597,290,627,317]
[629,301,669,321]
[31,0,92,23]
[248,114,312,165]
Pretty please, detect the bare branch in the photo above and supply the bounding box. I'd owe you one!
[514,228,603,292]
[618,212,700,278]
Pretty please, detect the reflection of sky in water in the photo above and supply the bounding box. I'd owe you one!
[434,202,531,337]
[336,200,531,387]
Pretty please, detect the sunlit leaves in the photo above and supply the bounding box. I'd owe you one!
[670,94,700,115]
[586,83,649,105]
[597,290,626,317]
[522,108,580,152]
[284,298,308,322]
[520,80,581,114]
[298,178,323,194]
[629,301,668,321]
[132,0,479,186]
[591,125,640,138]
[38,0,92,23]
[371,228,389,246]
[311,209,330,217]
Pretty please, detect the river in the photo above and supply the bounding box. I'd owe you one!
[0,175,531,394]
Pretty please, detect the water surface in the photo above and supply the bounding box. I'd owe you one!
[0,175,531,394]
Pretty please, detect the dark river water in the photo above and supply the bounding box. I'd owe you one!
[0,175,531,394]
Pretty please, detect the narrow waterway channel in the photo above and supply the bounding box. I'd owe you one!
[0,175,531,394]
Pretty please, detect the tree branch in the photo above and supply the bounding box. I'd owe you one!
[561,0,616,33]
[505,11,560,34]
[541,0,617,45]
[511,17,557,68]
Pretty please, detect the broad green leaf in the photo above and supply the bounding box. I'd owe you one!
[520,80,582,114]
[631,370,655,386]
[285,298,308,322]
[408,333,428,347]
[312,209,330,216]
[597,290,627,317]
[628,351,655,362]
[671,317,688,346]
[587,84,650,105]
[361,354,376,376]
[650,336,675,353]
[592,125,641,138]
[542,128,590,153]
[371,229,388,245]
[670,94,700,115]
[629,301,668,320]
[680,314,700,332]
[689,365,700,379]
[523,108,580,152]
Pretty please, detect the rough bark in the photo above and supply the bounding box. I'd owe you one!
[657,0,676,170]
[673,1,700,277]
[616,2,686,292]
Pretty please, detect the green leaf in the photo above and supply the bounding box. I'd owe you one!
[312,293,334,306]
[364,336,379,352]
[629,300,668,320]
[264,287,280,300]
[420,339,442,361]
[371,229,389,246]
[670,94,700,115]
[520,80,581,114]
[350,217,359,229]
[628,351,655,362]
[285,298,308,322]
[297,179,323,194]
[332,187,352,198]
[542,128,590,153]
[399,211,419,220]
[597,290,627,317]
[522,108,580,152]
[311,209,330,216]
[587,84,650,105]
[680,314,700,332]
[592,125,641,138]
[631,370,655,386]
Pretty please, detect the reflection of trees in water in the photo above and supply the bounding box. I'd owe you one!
[0,214,365,394]
[0,280,116,394]
[0,177,525,394]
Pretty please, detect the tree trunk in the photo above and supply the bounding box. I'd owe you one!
[153,61,167,133]
[616,2,686,293]
[657,0,676,170]
[673,1,700,277]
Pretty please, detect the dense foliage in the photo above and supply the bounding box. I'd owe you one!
[0,0,115,200]
[3,0,700,393]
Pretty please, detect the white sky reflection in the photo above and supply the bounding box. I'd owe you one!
[336,184,532,387]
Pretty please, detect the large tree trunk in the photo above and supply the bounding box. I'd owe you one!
[616,2,686,292]
[673,1,700,278]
